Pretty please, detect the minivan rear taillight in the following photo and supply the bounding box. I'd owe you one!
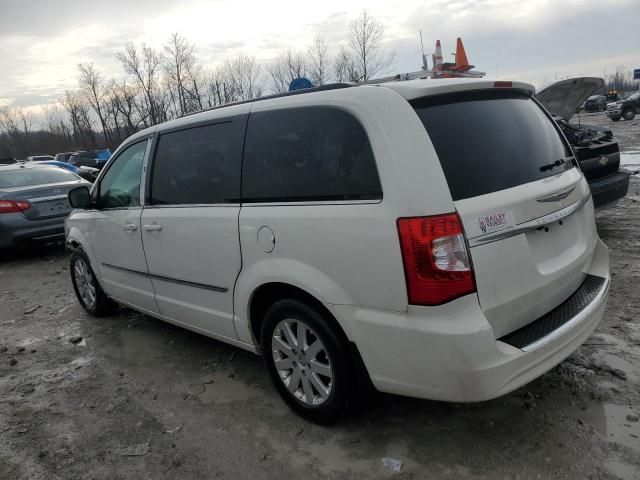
[397,213,476,305]
[0,200,31,214]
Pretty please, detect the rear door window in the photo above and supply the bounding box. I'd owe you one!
[150,119,244,205]
[412,91,573,200]
[242,106,382,202]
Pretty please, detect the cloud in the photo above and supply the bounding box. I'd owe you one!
[0,0,638,111]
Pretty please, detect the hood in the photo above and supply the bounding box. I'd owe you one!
[535,77,604,121]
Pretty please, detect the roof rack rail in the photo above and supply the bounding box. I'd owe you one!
[180,82,354,118]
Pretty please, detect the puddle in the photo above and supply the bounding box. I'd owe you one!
[603,458,640,480]
[16,336,42,347]
[567,401,640,451]
[197,371,259,404]
[303,440,372,475]
[621,151,640,171]
[119,328,166,359]
[597,353,638,382]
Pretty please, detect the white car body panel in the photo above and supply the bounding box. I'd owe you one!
[140,206,240,339]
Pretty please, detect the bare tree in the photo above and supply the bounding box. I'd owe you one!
[266,50,307,93]
[225,55,264,101]
[333,46,358,83]
[77,62,110,144]
[0,106,21,137]
[307,34,330,86]
[117,43,165,126]
[0,106,35,154]
[42,103,73,143]
[163,33,200,116]
[112,80,145,136]
[347,10,395,82]
[62,90,96,148]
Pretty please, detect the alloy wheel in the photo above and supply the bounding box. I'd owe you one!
[74,258,96,309]
[271,319,333,406]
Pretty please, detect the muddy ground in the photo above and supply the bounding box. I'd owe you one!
[1,115,639,479]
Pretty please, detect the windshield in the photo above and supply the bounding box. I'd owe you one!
[412,90,573,201]
[0,167,79,188]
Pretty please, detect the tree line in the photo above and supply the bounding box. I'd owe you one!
[0,10,394,159]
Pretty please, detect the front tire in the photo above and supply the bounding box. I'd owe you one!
[70,251,116,316]
[622,109,636,121]
[610,116,620,122]
[261,299,353,424]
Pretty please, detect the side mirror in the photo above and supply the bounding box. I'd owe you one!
[68,186,91,209]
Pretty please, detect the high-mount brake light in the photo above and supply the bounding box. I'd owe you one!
[397,213,476,305]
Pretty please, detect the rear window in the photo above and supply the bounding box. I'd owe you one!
[0,167,78,188]
[412,91,572,201]
[242,107,382,202]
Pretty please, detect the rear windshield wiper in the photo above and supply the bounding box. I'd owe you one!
[540,157,572,172]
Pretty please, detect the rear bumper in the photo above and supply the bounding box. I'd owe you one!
[0,213,66,248]
[328,239,609,402]
[588,171,630,209]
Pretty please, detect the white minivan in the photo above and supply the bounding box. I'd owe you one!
[66,78,610,423]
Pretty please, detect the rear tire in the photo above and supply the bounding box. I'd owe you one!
[622,109,636,121]
[261,299,353,424]
[70,250,117,316]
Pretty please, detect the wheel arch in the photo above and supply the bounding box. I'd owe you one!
[248,282,350,349]
[66,226,97,266]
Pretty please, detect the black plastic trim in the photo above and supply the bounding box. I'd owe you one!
[498,274,607,350]
[101,263,227,293]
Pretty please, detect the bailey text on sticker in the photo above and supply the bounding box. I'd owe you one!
[478,211,514,234]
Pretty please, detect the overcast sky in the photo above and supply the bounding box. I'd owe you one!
[1,0,639,114]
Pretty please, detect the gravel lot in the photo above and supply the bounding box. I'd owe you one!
[1,114,639,480]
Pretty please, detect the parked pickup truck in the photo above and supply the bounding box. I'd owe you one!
[606,91,640,121]
[536,77,630,210]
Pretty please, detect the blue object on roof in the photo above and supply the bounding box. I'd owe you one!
[95,149,112,161]
[41,160,81,174]
[289,78,313,92]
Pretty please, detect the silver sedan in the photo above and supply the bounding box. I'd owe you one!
[0,163,91,248]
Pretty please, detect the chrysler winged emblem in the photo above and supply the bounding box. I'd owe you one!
[537,186,576,202]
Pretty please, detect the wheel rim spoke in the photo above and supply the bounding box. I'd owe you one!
[281,321,297,349]
[305,339,322,359]
[272,336,293,358]
[287,368,301,394]
[301,376,314,403]
[297,322,308,351]
[308,372,330,400]
[309,359,332,378]
[274,357,294,370]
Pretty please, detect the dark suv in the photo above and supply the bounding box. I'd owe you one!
[606,91,639,121]
[584,95,607,112]
[536,77,630,209]
[69,151,109,170]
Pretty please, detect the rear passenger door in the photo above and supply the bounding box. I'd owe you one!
[140,116,246,339]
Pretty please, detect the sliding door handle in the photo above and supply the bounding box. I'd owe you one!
[143,223,163,232]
